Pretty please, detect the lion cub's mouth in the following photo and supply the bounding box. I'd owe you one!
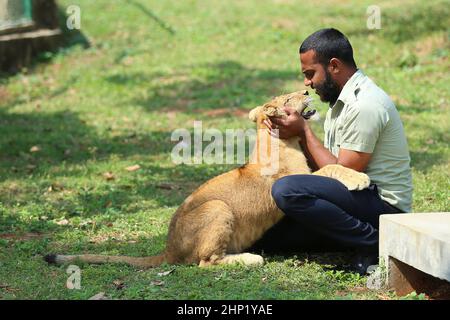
[301,97,317,120]
[262,95,317,120]
[284,96,316,119]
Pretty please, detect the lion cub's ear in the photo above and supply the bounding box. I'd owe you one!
[248,106,263,122]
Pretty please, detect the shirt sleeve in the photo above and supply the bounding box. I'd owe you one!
[339,101,389,153]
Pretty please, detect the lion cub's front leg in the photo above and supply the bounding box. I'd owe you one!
[313,164,370,191]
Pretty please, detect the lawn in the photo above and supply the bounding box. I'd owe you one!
[0,0,448,300]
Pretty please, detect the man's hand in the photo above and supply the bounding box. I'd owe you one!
[264,106,305,139]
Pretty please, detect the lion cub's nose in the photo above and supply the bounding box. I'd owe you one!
[303,90,309,96]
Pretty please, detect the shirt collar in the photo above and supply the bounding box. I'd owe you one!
[330,69,365,108]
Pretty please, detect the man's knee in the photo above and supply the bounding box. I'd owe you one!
[271,175,308,212]
[271,178,286,210]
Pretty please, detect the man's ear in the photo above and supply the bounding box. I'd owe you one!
[329,58,341,74]
[248,106,263,122]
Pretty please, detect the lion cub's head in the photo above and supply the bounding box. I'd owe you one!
[248,90,315,125]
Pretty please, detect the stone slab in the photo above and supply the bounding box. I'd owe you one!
[380,212,450,282]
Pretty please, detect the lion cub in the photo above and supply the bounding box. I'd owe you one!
[45,90,370,268]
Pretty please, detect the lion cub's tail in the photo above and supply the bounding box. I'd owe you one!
[44,252,167,269]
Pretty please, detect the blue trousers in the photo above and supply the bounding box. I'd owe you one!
[250,175,402,254]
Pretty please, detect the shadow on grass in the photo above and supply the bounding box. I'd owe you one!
[396,103,437,115]
[406,119,449,173]
[265,251,356,271]
[106,60,300,113]
[410,151,448,173]
[0,109,174,180]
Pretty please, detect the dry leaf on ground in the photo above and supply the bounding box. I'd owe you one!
[103,172,115,180]
[29,146,41,153]
[88,292,108,300]
[125,165,141,172]
[113,280,125,290]
[55,219,69,226]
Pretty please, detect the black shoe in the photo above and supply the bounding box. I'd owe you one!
[329,252,378,276]
[348,253,379,276]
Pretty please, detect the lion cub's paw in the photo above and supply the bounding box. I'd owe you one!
[220,253,264,266]
[343,171,371,191]
[315,164,370,191]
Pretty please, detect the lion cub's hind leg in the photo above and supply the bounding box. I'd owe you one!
[313,164,370,191]
[193,200,236,267]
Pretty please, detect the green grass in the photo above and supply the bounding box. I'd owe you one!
[0,0,449,300]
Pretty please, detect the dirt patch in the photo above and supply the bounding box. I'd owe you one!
[0,86,10,104]
[415,34,448,58]
[0,232,48,240]
[158,74,190,86]
[0,283,20,295]
[272,19,298,31]
[391,95,410,106]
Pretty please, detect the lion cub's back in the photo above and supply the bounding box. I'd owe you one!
[179,164,276,217]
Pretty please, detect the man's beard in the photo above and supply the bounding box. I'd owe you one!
[315,70,340,105]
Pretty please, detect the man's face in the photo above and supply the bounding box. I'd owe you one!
[300,50,340,104]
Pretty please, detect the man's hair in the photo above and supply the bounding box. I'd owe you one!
[299,28,357,68]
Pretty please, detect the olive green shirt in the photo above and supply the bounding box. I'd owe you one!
[323,69,413,212]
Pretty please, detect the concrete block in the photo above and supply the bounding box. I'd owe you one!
[379,212,450,298]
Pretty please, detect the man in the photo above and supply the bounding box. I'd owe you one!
[252,28,413,275]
